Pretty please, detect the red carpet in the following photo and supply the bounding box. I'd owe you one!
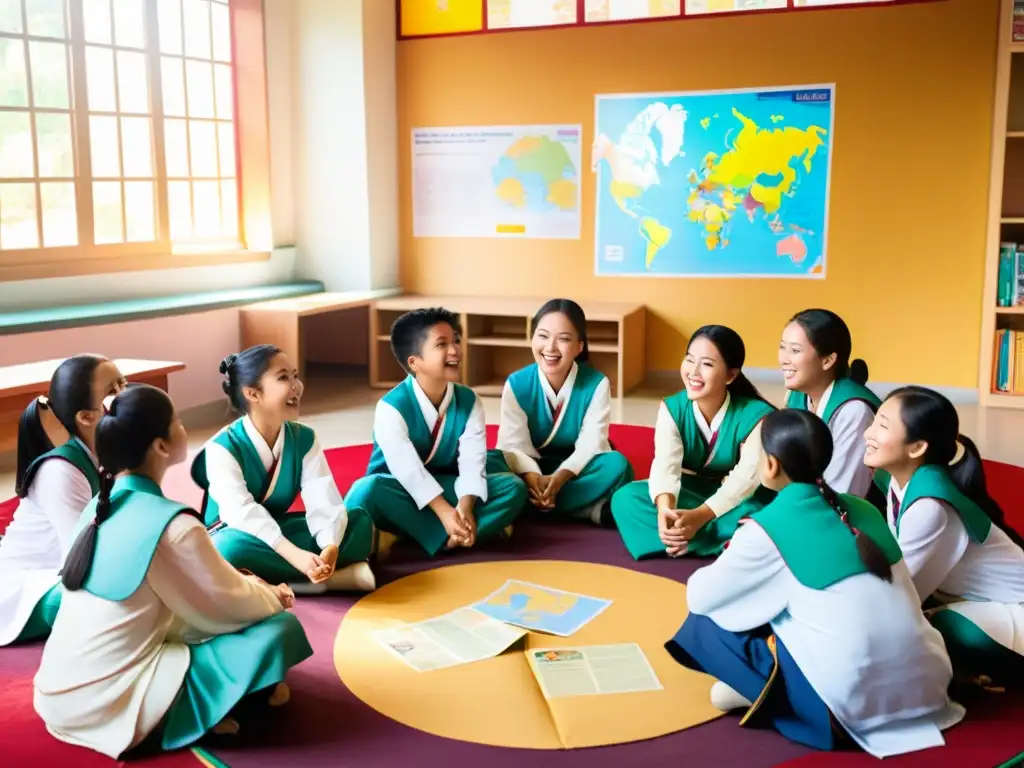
[1,424,1022,767]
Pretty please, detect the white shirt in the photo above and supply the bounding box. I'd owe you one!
[0,440,98,646]
[687,520,964,758]
[810,383,875,497]
[647,394,764,517]
[887,480,1024,654]
[204,417,348,551]
[497,362,612,476]
[373,379,488,507]
[34,514,285,758]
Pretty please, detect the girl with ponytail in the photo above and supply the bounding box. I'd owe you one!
[0,354,123,647]
[612,324,775,559]
[35,384,312,758]
[490,298,633,525]
[780,309,882,503]
[864,386,1024,686]
[666,409,963,758]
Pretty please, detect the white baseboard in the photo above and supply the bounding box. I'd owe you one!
[645,368,979,405]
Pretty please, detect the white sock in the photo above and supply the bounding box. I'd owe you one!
[710,680,753,711]
[324,562,376,593]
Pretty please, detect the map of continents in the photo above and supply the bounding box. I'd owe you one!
[492,136,579,214]
[593,86,834,278]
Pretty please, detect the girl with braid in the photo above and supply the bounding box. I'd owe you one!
[34,385,312,759]
[666,409,963,758]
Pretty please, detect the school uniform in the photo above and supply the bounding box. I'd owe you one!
[785,378,880,498]
[886,465,1024,685]
[611,391,774,559]
[487,362,633,523]
[0,439,100,646]
[667,484,964,757]
[191,416,372,584]
[33,475,312,758]
[344,376,527,556]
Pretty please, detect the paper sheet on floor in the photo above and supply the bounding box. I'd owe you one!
[471,579,612,636]
[527,644,664,699]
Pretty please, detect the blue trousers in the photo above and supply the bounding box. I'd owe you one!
[666,613,837,751]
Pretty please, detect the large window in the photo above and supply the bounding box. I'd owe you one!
[0,0,240,258]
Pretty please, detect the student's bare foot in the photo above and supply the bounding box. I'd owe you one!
[213,717,240,736]
[267,683,291,707]
[324,562,376,592]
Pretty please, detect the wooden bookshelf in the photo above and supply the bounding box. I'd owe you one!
[369,296,646,401]
[980,0,1024,409]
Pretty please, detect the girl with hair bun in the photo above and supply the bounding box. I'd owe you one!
[612,325,775,558]
[191,345,376,593]
[864,386,1024,686]
[34,384,312,758]
[667,409,963,758]
[0,354,124,646]
[780,309,881,502]
[489,298,633,524]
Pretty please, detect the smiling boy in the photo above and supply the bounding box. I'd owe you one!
[344,308,527,556]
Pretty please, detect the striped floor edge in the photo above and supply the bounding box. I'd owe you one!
[192,748,229,768]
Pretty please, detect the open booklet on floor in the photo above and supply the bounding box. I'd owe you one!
[527,644,663,699]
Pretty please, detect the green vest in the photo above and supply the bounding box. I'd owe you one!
[190,418,316,527]
[895,464,992,544]
[753,483,903,589]
[663,392,774,479]
[785,377,881,425]
[21,438,101,497]
[76,475,197,601]
[365,376,477,477]
[507,363,605,462]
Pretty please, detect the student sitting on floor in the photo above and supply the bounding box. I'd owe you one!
[488,298,632,525]
[611,325,774,559]
[780,308,881,504]
[191,345,375,593]
[345,307,526,556]
[0,354,124,647]
[666,409,964,758]
[864,386,1024,688]
[34,384,312,758]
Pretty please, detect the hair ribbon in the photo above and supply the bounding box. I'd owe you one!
[36,395,49,408]
[948,440,966,466]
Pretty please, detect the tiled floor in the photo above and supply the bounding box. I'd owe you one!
[3,367,1023,499]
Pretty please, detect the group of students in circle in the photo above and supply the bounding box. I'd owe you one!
[0,298,1021,759]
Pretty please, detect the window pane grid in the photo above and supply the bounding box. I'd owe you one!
[0,0,240,254]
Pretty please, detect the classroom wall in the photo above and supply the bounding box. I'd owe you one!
[396,0,998,389]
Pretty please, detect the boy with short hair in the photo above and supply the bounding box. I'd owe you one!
[345,307,526,555]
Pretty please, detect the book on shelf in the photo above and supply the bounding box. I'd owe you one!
[997,242,1024,306]
[994,329,1024,394]
[1016,0,1024,40]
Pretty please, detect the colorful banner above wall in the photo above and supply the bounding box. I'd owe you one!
[398,0,941,39]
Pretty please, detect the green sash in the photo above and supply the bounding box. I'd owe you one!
[21,438,101,497]
[507,363,605,463]
[663,392,774,480]
[785,377,881,425]
[191,419,316,527]
[753,483,902,589]
[365,376,477,477]
[77,475,198,601]
[896,464,992,544]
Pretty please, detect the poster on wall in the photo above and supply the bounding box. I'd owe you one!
[592,84,835,278]
[685,0,786,13]
[412,124,582,240]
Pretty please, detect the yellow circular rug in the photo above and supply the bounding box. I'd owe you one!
[335,559,723,750]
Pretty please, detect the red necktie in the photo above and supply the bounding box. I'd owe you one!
[707,430,719,452]
[891,490,901,519]
[430,416,443,444]
[551,400,563,423]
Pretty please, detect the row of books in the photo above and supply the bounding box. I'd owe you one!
[997,242,1024,307]
[1015,0,1024,42]
[995,329,1024,393]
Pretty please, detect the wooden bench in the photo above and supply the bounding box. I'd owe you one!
[239,288,401,379]
[0,358,185,454]
[369,296,646,401]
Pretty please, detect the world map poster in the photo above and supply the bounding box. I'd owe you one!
[593,84,835,278]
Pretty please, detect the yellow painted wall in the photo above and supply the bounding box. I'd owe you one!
[396,0,998,387]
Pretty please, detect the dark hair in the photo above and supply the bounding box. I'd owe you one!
[761,409,893,582]
[688,325,767,402]
[62,384,177,591]
[390,307,462,374]
[789,308,868,385]
[219,344,281,414]
[888,386,1024,548]
[16,354,107,498]
[532,298,590,364]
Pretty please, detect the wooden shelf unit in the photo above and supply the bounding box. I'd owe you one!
[980,0,1024,409]
[369,296,646,401]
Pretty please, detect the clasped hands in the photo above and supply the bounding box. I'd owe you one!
[523,470,573,512]
[658,504,715,557]
[434,496,478,549]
